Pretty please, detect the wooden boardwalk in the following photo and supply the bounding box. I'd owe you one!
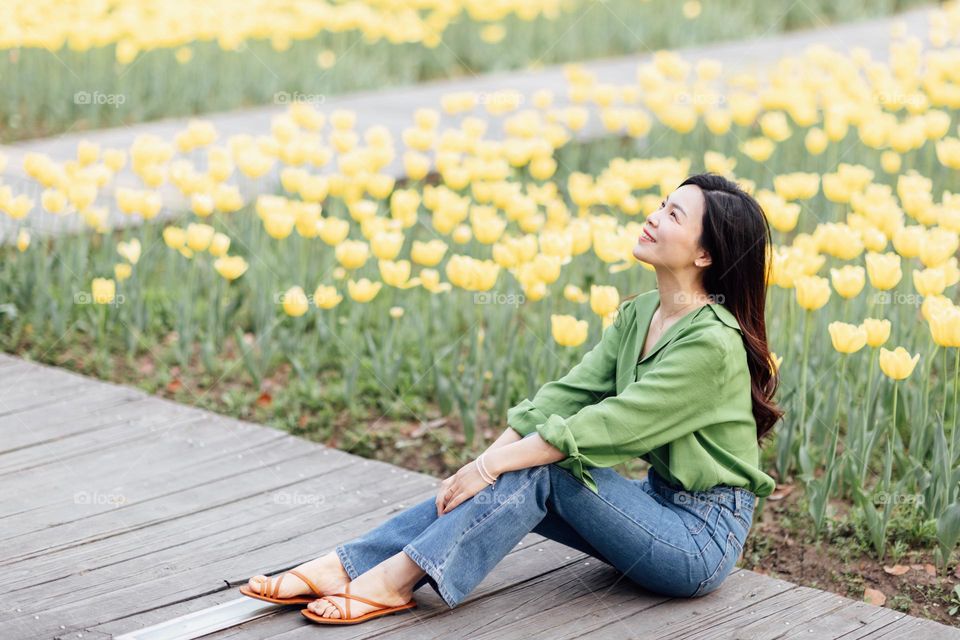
[2,351,958,639]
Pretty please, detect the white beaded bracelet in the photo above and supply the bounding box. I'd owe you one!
[476,453,497,485]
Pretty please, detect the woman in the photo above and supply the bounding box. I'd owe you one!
[240,173,784,625]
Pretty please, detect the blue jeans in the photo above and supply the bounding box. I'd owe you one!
[335,459,756,608]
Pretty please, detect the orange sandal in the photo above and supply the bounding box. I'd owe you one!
[300,582,418,625]
[239,569,325,605]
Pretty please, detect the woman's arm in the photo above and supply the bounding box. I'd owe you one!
[483,432,565,477]
[505,300,629,438]
[436,432,564,515]
[482,425,522,454]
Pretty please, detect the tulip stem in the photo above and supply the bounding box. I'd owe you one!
[799,309,812,451]
[889,382,899,488]
[824,354,848,499]
[953,348,960,463]
[943,345,950,436]
[921,343,939,440]
[860,347,878,487]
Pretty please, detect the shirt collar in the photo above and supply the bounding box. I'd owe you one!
[706,300,743,334]
[633,289,742,365]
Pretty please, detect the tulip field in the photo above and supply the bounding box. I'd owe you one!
[0,0,932,140]
[3,0,960,618]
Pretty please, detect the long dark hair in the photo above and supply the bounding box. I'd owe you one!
[622,173,784,443]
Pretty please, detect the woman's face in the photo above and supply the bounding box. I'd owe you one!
[632,183,712,271]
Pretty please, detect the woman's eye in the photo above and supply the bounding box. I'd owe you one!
[670,211,678,219]
[660,201,666,208]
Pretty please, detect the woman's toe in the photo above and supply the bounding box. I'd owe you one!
[319,598,341,618]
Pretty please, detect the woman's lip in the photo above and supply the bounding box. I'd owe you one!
[640,229,656,243]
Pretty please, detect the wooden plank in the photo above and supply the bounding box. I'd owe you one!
[0,375,100,415]
[2,435,346,558]
[191,535,590,639]
[5,470,438,639]
[0,398,293,491]
[435,569,797,640]
[0,413,262,514]
[780,598,909,639]
[857,614,960,639]
[91,486,486,636]
[0,389,150,452]
[0,410,211,476]
[639,585,864,640]
[3,437,353,573]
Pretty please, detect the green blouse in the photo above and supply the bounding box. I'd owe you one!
[507,288,776,498]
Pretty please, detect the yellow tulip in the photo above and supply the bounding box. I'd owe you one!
[445,255,499,291]
[862,318,891,347]
[114,263,132,281]
[411,239,448,267]
[213,255,249,281]
[41,189,67,214]
[551,314,589,347]
[91,277,116,304]
[892,225,924,258]
[451,224,473,244]
[794,275,831,310]
[117,238,141,265]
[828,321,867,354]
[419,268,452,294]
[313,284,343,309]
[347,278,382,302]
[532,254,562,284]
[740,137,775,162]
[880,150,901,174]
[936,137,960,169]
[16,228,30,252]
[773,172,819,200]
[829,265,865,299]
[186,223,215,252]
[589,284,620,317]
[4,194,34,219]
[928,305,960,348]
[163,226,186,249]
[913,266,947,296]
[704,151,736,177]
[317,217,350,246]
[878,346,920,380]
[191,193,215,217]
[563,284,589,304]
[804,128,828,155]
[865,251,902,290]
[335,239,370,270]
[209,232,231,257]
[919,227,959,267]
[263,210,295,240]
[379,259,414,287]
[281,286,309,317]
[770,351,783,373]
[370,230,404,261]
[759,111,791,142]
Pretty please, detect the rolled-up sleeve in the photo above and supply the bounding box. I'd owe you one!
[537,326,728,493]
[506,301,628,438]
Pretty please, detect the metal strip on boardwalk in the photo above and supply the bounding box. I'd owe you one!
[112,598,279,640]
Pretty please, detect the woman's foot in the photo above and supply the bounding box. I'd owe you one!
[247,552,350,599]
[306,570,413,620]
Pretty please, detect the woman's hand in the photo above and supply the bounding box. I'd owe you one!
[436,459,495,516]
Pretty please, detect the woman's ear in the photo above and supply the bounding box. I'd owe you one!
[694,251,712,268]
